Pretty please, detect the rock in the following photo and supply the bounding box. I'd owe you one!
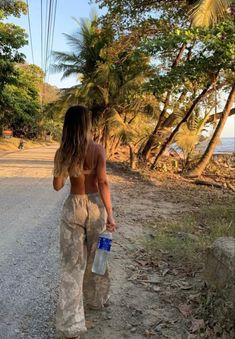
[154,324,162,333]
[153,286,161,292]
[190,319,205,333]
[204,237,235,291]
[145,329,150,337]
[131,327,137,333]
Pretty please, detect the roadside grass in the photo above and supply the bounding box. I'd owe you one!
[0,137,56,152]
[144,204,235,266]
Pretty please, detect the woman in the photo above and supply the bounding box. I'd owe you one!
[53,105,116,339]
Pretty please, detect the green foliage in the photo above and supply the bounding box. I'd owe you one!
[0,0,27,19]
[0,21,27,89]
[0,3,58,138]
[53,15,114,79]
[42,119,63,141]
[53,14,154,150]
[94,0,189,27]
[175,124,200,160]
[0,0,28,131]
[53,3,235,168]
[0,64,41,136]
[144,20,234,97]
[174,109,211,166]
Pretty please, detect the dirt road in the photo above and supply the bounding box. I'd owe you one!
[0,145,213,339]
[0,146,66,339]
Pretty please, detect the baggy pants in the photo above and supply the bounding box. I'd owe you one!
[56,193,110,338]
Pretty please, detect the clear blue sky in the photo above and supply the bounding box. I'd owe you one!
[8,0,103,88]
[7,0,234,138]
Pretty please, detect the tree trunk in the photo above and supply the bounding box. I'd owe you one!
[140,43,186,160]
[129,144,137,169]
[151,84,211,169]
[188,84,235,177]
[108,136,121,158]
[141,92,171,159]
[206,107,235,123]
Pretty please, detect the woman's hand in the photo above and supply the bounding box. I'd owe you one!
[106,215,116,232]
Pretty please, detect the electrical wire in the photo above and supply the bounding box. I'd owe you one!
[41,0,44,71]
[26,0,35,64]
[44,0,58,82]
[47,0,58,82]
[50,0,58,61]
[44,0,52,74]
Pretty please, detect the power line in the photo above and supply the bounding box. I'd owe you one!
[44,0,53,75]
[41,0,44,70]
[41,0,58,105]
[44,0,58,82]
[47,0,58,82]
[50,0,58,60]
[26,0,35,64]
[41,0,59,77]
[44,0,52,74]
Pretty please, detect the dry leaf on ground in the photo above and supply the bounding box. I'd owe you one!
[190,318,205,333]
[178,303,193,317]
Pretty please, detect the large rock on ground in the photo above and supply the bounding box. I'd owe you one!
[204,237,235,290]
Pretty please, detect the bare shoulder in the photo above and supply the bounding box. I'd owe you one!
[93,143,105,156]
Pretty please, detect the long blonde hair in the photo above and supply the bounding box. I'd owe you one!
[54,105,92,177]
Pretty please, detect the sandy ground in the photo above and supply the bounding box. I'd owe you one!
[0,146,233,339]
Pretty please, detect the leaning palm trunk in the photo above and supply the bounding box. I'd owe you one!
[150,84,211,169]
[188,83,235,177]
[140,43,187,160]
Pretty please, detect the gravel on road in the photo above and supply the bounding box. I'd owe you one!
[0,146,66,339]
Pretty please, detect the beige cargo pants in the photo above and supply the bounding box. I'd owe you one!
[56,193,110,338]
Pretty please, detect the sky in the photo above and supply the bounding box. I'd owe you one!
[8,0,103,88]
[6,0,235,138]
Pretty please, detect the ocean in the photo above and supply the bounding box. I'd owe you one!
[172,137,234,155]
[213,137,234,154]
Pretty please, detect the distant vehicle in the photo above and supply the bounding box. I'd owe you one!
[2,130,13,139]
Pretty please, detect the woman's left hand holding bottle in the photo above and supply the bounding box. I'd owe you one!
[106,215,116,232]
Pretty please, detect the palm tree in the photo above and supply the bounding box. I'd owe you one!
[52,15,111,79]
[188,83,235,177]
[52,15,114,123]
[190,0,233,27]
[53,15,152,156]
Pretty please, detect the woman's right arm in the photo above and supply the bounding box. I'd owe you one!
[96,145,116,232]
[53,149,67,191]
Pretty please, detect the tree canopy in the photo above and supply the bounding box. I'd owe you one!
[0,1,59,137]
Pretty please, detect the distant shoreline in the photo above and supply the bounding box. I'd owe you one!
[213,137,234,155]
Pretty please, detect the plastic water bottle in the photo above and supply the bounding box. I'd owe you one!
[92,231,112,275]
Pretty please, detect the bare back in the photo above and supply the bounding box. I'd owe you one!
[70,142,101,195]
[53,139,114,230]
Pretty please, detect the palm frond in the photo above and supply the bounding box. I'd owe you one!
[191,0,232,27]
[62,33,83,52]
[96,85,110,105]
